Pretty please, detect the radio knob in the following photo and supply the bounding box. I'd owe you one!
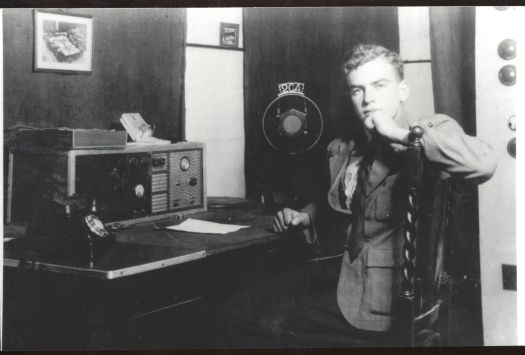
[180,157,190,171]
[189,177,198,186]
[134,184,145,198]
[152,157,166,167]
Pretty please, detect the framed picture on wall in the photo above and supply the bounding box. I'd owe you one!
[219,22,239,48]
[34,10,93,74]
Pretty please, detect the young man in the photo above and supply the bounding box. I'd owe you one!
[272,44,496,336]
[212,44,496,348]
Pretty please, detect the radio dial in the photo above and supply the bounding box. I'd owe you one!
[134,184,145,198]
[180,156,190,171]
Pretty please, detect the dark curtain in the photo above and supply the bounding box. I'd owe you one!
[430,7,476,135]
[243,7,399,209]
[429,7,483,346]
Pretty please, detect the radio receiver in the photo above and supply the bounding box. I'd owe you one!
[7,142,206,227]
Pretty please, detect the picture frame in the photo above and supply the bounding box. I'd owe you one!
[219,22,239,48]
[33,10,93,74]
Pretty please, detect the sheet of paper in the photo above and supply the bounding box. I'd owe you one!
[165,218,250,234]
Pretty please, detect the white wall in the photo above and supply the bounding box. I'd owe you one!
[185,8,245,198]
[398,7,435,122]
[476,6,518,345]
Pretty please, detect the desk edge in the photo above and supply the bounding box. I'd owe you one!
[4,250,207,280]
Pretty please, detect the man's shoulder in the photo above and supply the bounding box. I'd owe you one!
[326,137,356,158]
[413,113,458,129]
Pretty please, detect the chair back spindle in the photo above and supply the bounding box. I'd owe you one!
[395,125,451,346]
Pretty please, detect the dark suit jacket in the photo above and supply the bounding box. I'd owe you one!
[301,113,497,331]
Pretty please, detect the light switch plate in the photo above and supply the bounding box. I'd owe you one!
[502,264,517,290]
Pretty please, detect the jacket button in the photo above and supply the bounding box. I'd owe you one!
[428,122,433,128]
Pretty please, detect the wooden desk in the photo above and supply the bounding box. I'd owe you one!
[3,200,292,350]
[4,201,278,279]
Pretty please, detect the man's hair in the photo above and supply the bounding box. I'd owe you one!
[343,44,404,80]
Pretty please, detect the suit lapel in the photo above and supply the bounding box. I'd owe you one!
[366,155,392,197]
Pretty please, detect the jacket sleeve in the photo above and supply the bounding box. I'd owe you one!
[418,114,497,183]
[300,202,319,245]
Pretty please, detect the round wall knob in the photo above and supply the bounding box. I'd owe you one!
[507,137,516,158]
[498,39,516,60]
[508,114,516,131]
[499,65,516,86]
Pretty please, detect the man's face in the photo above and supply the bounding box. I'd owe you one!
[347,57,409,131]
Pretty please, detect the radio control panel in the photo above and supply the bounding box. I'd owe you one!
[8,142,206,226]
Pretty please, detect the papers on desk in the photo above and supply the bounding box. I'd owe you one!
[165,218,250,234]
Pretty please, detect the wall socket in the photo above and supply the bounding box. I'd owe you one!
[502,264,517,291]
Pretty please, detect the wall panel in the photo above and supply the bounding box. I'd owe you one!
[185,8,245,198]
[3,9,186,141]
[476,6,518,345]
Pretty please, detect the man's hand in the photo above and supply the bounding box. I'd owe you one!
[365,109,409,145]
[272,208,311,233]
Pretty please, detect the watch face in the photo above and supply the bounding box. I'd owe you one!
[180,156,190,171]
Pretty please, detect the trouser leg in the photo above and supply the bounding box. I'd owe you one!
[210,257,389,347]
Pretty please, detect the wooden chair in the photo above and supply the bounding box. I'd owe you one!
[394,126,452,346]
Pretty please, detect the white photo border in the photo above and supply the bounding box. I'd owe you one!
[33,9,93,74]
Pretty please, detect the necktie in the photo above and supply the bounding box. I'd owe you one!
[346,140,379,260]
[353,140,379,208]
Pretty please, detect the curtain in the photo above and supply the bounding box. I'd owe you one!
[429,6,483,345]
[430,7,476,134]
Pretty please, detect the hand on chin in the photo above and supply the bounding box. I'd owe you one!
[364,109,393,136]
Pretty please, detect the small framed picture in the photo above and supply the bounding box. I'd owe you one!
[219,22,240,48]
[34,10,93,74]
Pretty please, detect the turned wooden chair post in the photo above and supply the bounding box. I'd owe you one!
[396,126,424,346]
[395,125,451,347]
